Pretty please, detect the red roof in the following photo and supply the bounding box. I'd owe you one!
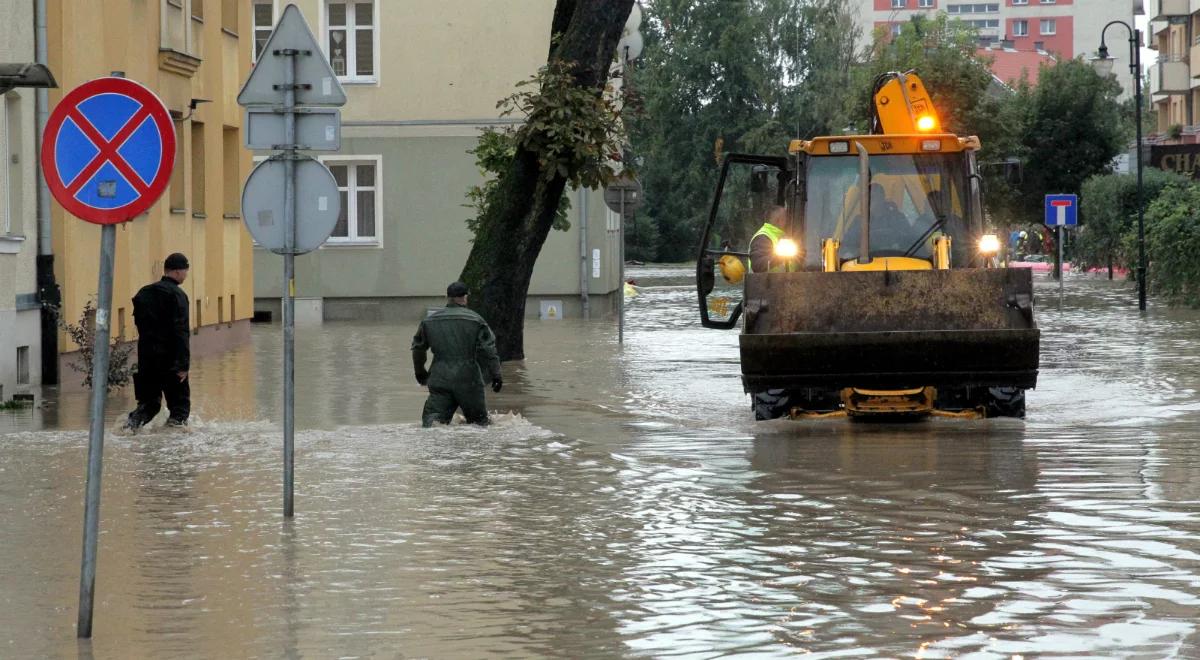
[979,48,1056,87]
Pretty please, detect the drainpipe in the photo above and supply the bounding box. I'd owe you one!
[35,0,61,385]
[579,188,590,320]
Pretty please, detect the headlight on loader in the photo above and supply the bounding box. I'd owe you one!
[978,233,1001,256]
[774,238,800,259]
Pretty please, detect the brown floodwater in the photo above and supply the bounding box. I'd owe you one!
[2,266,1200,658]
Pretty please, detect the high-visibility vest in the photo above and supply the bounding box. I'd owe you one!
[748,222,798,273]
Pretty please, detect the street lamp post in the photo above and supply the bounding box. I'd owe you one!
[1092,21,1147,311]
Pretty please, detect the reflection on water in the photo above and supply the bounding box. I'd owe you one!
[3,268,1200,657]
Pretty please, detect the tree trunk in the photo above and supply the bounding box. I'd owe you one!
[458,0,634,361]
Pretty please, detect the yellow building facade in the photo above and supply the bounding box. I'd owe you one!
[1147,1,1200,141]
[46,0,254,377]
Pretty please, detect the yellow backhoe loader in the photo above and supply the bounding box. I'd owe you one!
[696,72,1039,420]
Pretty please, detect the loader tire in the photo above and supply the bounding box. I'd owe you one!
[752,389,791,421]
[985,387,1026,419]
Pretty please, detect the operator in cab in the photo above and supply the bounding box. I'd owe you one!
[867,183,915,253]
[748,206,800,273]
[411,281,503,427]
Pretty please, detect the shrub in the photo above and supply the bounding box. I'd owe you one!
[54,299,137,392]
[1143,182,1200,307]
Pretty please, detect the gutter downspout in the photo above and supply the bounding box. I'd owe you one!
[579,188,590,320]
[35,0,61,385]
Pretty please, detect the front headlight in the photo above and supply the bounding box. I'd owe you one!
[978,233,1001,256]
[774,238,799,259]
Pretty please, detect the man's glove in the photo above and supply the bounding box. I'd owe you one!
[492,377,503,393]
[415,370,429,386]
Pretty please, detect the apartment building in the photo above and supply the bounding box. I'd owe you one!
[44,0,255,385]
[854,0,1144,95]
[0,2,41,401]
[249,1,623,322]
[1146,0,1200,142]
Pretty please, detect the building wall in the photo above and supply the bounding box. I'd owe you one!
[1148,3,1195,137]
[249,0,622,321]
[0,0,42,400]
[46,0,254,364]
[853,0,1141,95]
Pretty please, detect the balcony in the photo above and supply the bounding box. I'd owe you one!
[1191,42,1200,86]
[1151,0,1190,19]
[1153,58,1192,95]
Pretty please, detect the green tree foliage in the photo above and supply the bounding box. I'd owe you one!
[626,0,858,262]
[1005,59,1127,222]
[625,211,661,262]
[1143,182,1200,306]
[1077,169,1185,277]
[464,60,626,236]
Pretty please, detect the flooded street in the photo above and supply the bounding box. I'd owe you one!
[3,266,1200,658]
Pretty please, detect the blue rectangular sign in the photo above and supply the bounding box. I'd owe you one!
[1044,194,1078,227]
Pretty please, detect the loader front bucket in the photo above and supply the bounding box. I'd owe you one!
[739,268,1039,391]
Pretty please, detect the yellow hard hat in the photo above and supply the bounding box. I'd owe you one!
[718,255,745,284]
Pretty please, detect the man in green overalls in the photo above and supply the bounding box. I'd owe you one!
[411,281,503,427]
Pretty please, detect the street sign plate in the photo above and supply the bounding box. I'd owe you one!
[603,175,643,215]
[237,4,347,107]
[40,77,175,224]
[245,108,341,150]
[1044,194,1078,227]
[241,158,341,254]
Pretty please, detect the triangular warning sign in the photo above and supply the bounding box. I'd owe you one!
[237,4,347,107]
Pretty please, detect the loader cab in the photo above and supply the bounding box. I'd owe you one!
[793,135,985,272]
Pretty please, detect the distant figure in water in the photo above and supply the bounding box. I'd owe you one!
[411,282,503,427]
[126,253,191,430]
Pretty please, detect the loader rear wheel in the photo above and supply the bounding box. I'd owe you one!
[752,389,792,421]
[985,387,1026,419]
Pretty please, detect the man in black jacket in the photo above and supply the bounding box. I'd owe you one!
[126,253,191,429]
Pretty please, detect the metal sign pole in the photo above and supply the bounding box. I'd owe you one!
[281,48,297,518]
[618,191,625,345]
[1058,225,1064,304]
[77,222,116,638]
[239,7,345,521]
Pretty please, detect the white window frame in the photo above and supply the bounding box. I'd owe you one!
[1012,0,1028,4]
[891,23,903,36]
[1,96,11,235]
[918,0,934,7]
[892,0,906,7]
[1040,18,1056,35]
[251,0,280,62]
[1039,0,1056,3]
[322,0,379,84]
[319,154,382,246]
[1012,20,1028,36]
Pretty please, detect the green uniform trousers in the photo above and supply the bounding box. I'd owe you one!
[422,382,489,427]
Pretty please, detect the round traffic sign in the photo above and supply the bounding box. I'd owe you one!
[603,174,643,215]
[40,77,176,225]
[241,158,341,255]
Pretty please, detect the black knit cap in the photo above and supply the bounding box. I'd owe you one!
[446,281,469,298]
[164,253,190,271]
